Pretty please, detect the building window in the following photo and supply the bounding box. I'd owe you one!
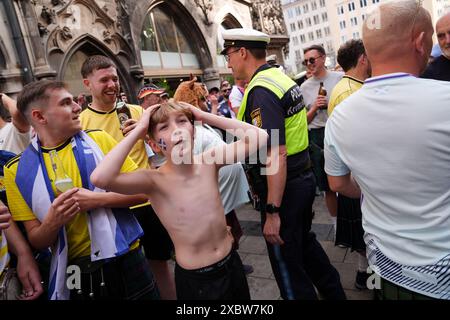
[306,17,312,27]
[348,2,356,11]
[290,23,296,32]
[303,4,309,13]
[298,20,304,29]
[341,35,346,43]
[287,8,294,19]
[350,17,358,26]
[339,21,346,29]
[293,36,299,46]
[372,0,380,3]
[140,6,200,69]
[308,31,314,41]
[320,0,326,7]
[322,12,328,22]
[337,5,344,15]
[360,0,368,7]
[300,34,306,43]
[316,29,322,39]
[313,15,320,24]
[312,1,318,10]
[353,31,360,39]
[295,6,302,16]
[362,14,366,21]
[327,41,333,52]
[324,26,330,36]
[295,50,302,61]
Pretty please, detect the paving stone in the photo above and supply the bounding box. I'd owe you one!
[242,254,274,279]
[319,240,347,263]
[240,220,262,237]
[345,288,374,300]
[238,235,268,255]
[344,249,361,264]
[332,262,359,291]
[312,224,334,241]
[236,205,260,222]
[246,277,280,300]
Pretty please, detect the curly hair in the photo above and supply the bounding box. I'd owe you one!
[337,39,366,72]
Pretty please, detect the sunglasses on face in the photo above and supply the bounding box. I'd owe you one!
[222,88,231,93]
[302,56,323,66]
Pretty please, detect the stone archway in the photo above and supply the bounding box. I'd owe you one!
[58,35,134,101]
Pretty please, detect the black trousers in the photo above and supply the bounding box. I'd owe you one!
[261,170,346,300]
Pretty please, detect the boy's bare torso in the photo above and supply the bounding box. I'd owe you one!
[147,160,233,270]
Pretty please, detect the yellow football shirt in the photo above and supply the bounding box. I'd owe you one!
[80,104,149,170]
[5,130,139,261]
[328,75,364,116]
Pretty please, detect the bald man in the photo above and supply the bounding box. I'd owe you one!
[421,12,450,80]
[324,0,450,300]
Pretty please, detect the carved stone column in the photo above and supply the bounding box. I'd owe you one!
[203,67,220,89]
[250,0,289,66]
[17,0,57,79]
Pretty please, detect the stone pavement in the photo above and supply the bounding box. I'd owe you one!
[235,195,374,300]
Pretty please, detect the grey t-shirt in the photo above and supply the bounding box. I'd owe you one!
[300,71,343,129]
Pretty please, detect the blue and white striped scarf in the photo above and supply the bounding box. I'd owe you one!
[15,131,143,300]
[0,230,9,276]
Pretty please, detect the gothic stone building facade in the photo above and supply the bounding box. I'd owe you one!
[0,0,288,103]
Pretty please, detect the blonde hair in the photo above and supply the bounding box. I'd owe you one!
[148,99,194,140]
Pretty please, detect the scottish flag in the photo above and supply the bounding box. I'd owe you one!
[15,131,143,300]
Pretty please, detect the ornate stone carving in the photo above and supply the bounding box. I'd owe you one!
[41,6,55,25]
[38,22,49,37]
[60,26,72,40]
[250,0,286,35]
[103,30,112,43]
[193,0,213,26]
[51,0,65,6]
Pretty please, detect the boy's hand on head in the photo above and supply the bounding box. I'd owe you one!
[186,104,204,122]
[134,106,155,139]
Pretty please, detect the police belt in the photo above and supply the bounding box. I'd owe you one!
[244,160,311,197]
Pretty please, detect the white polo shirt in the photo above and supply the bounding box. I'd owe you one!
[324,73,450,298]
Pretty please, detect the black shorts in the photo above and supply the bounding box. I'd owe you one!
[175,250,250,300]
[132,205,173,261]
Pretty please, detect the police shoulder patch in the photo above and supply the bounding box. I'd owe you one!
[250,108,262,128]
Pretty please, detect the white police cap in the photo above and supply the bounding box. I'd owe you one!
[221,28,270,55]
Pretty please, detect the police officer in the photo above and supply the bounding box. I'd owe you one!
[222,28,345,300]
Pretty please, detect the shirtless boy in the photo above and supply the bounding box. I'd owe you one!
[91,101,268,300]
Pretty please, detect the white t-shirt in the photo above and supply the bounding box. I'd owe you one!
[300,70,343,129]
[0,122,31,154]
[228,86,244,110]
[325,73,450,267]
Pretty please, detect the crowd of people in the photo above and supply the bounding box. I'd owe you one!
[0,0,449,301]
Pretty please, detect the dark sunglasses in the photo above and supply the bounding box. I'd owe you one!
[222,88,231,93]
[302,56,323,66]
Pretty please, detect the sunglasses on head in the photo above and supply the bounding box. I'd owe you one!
[302,56,323,66]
